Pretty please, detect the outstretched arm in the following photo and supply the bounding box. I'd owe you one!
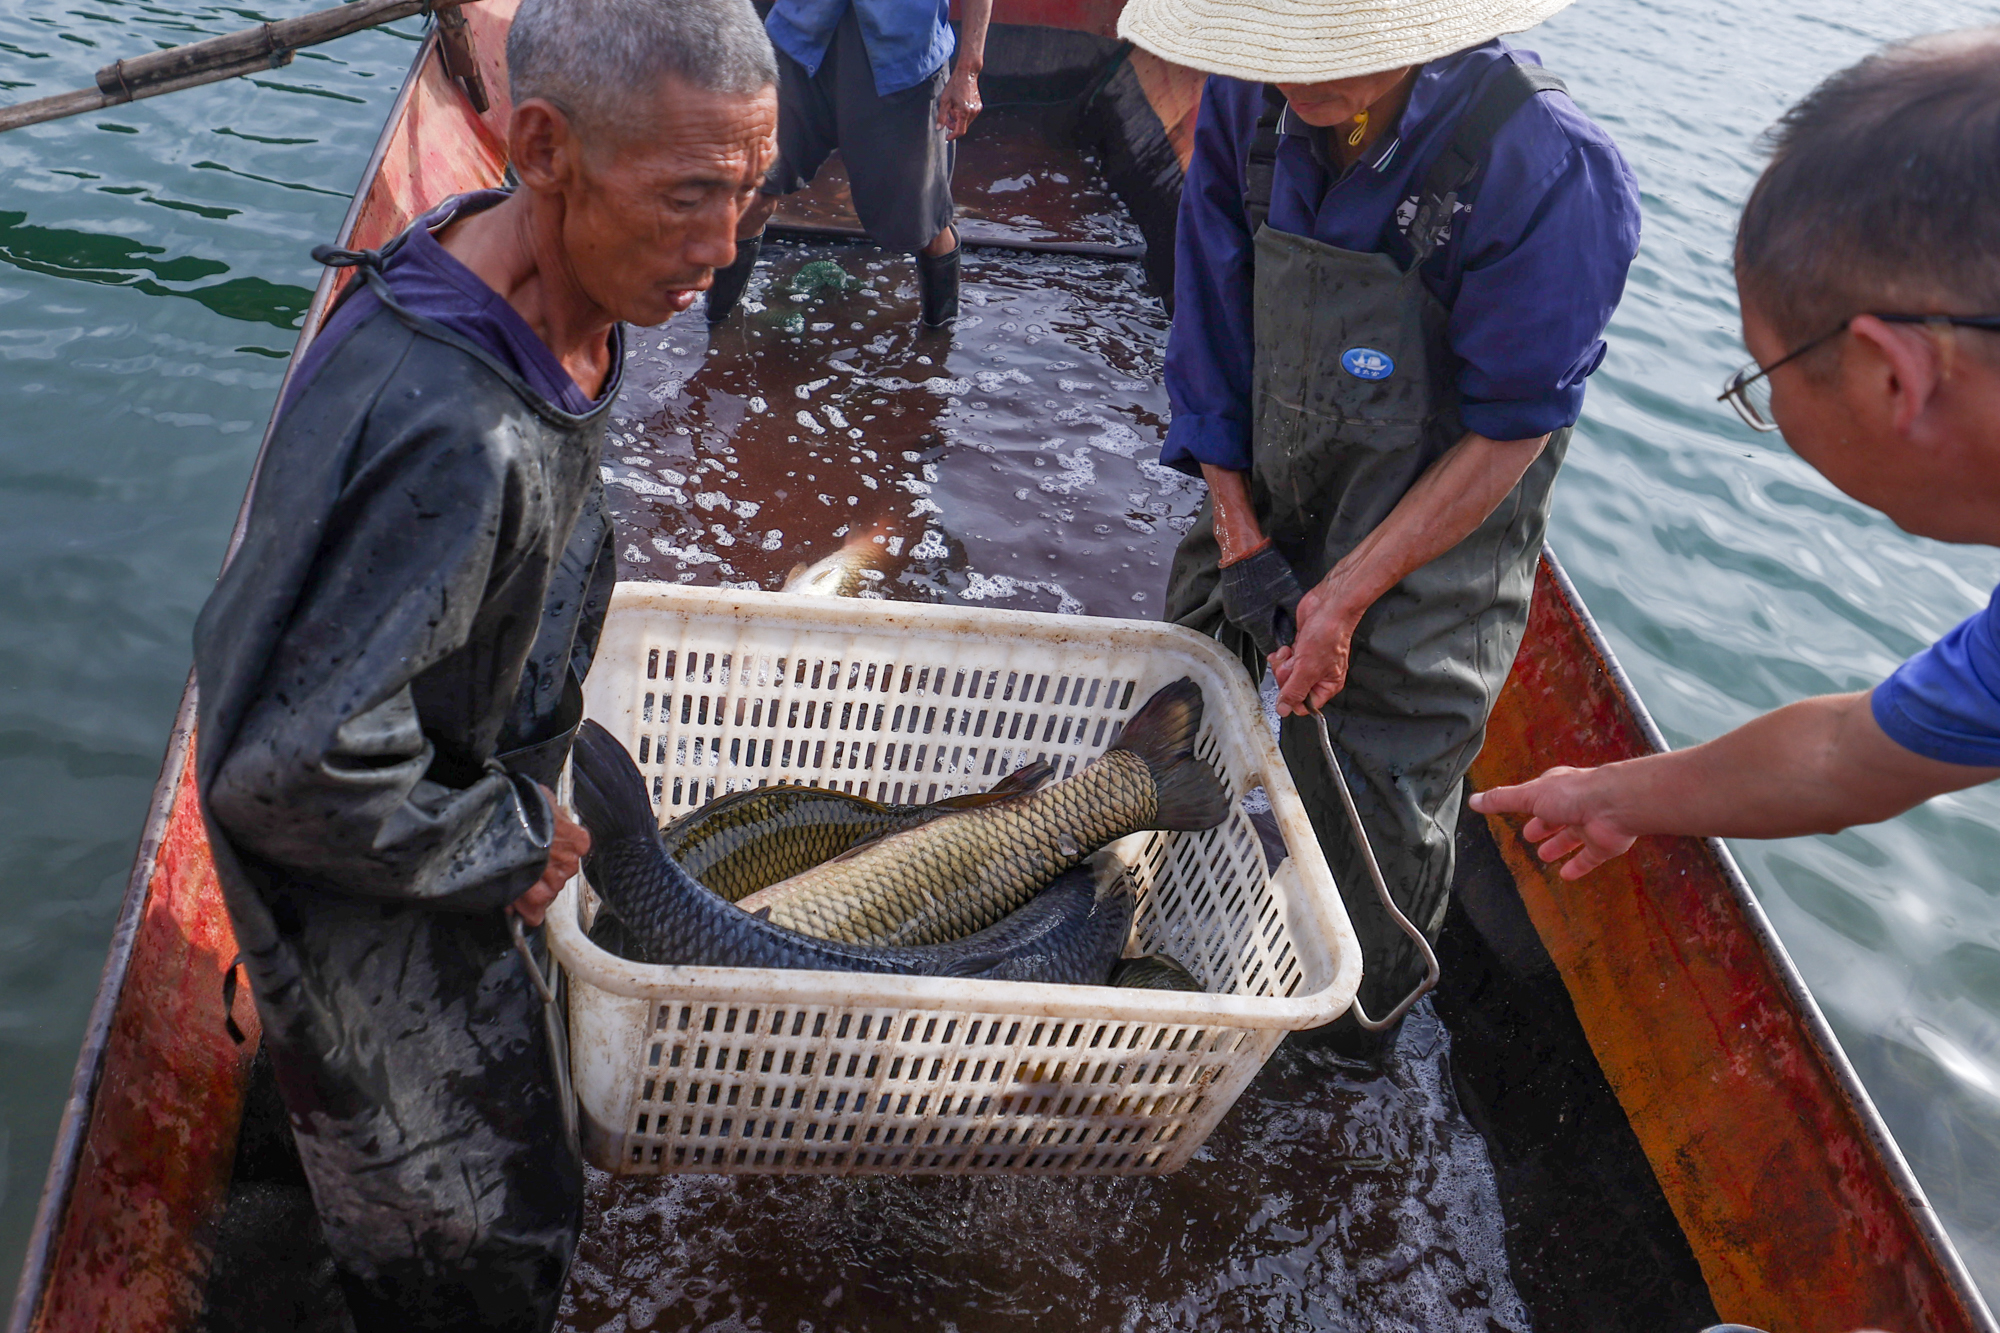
[1468,690,2000,878]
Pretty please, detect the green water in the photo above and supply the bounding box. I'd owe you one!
[3,0,2000,1310]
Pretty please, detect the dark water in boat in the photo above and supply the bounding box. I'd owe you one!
[4,0,2000,1313]
[563,1008,1525,1333]
[601,133,1189,619]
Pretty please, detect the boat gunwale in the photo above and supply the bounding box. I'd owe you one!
[3,682,197,1333]
[1530,546,1999,1332]
[4,29,443,1333]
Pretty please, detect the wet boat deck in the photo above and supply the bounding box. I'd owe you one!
[601,108,1190,621]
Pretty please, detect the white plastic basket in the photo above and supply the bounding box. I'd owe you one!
[546,582,1362,1176]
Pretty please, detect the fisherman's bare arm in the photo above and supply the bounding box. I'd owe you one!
[1201,463,1269,565]
[938,0,991,141]
[510,786,591,927]
[1269,430,1548,714]
[1468,691,2000,878]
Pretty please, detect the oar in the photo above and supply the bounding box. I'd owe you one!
[0,0,485,134]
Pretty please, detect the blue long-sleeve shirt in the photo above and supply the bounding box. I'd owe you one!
[1162,40,1642,475]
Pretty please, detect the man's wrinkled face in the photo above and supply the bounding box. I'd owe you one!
[563,79,777,327]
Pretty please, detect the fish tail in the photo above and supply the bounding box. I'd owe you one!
[570,720,660,846]
[1113,677,1231,831]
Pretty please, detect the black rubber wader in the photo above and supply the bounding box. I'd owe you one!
[1164,67,1571,1046]
[196,227,615,1332]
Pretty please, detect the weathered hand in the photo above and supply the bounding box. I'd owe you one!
[511,783,591,927]
[1269,578,1360,716]
[937,66,982,141]
[1467,767,1639,880]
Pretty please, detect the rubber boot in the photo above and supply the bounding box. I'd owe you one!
[705,234,763,324]
[916,233,960,328]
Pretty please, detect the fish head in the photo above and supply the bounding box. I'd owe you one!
[780,523,899,597]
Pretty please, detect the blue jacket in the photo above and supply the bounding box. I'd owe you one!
[1162,40,1643,474]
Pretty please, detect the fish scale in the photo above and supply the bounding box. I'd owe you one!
[741,749,1161,945]
[660,762,1051,901]
[661,789,936,901]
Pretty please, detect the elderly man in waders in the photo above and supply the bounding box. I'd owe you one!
[1116,0,1640,1045]
[702,0,991,327]
[190,0,777,1326]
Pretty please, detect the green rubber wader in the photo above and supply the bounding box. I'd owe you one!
[1165,222,1569,1027]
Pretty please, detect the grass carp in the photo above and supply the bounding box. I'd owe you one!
[569,719,1132,982]
[1109,955,1205,992]
[661,761,1052,902]
[735,677,1229,946]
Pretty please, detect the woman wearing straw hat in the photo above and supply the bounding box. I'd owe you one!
[1125,0,1640,1043]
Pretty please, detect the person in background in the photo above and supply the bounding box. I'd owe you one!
[1472,32,2000,877]
[1113,0,1640,1040]
[703,0,992,328]
[190,0,776,1326]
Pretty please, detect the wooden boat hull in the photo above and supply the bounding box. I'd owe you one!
[7,5,1991,1331]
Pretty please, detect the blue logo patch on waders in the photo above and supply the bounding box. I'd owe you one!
[1341,347,1395,381]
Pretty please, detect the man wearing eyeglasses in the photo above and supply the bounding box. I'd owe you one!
[1472,29,2000,874]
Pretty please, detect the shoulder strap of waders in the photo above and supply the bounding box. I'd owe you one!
[1241,83,1289,238]
[1405,62,1568,261]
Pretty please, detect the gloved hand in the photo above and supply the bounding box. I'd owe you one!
[1219,542,1304,657]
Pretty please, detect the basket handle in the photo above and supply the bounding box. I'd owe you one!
[1309,709,1441,1032]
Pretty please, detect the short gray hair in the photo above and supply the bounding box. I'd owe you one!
[507,0,777,136]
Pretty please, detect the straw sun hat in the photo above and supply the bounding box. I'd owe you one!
[1117,0,1576,84]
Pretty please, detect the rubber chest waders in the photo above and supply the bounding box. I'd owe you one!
[1165,64,1572,1030]
[198,228,614,1332]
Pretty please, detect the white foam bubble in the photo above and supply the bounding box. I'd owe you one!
[1037,450,1096,497]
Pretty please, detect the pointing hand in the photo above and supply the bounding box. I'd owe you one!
[1468,767,1639,879]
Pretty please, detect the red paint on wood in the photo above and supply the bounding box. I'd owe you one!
[980,0,1126,37]
[29,756,257,1333]
[21,37,507,1333]
[1471,559,1986,1333]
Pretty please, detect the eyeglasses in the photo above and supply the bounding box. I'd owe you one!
[1717,312,2000,432]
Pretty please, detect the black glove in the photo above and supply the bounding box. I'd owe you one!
[1219,543,1304,656]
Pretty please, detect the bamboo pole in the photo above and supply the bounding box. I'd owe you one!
[0,0,481,133]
